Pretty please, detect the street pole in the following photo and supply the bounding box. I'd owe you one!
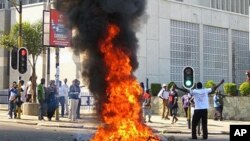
[18,0,22,48]
[17,0,22,119]
[55,47,60,121]
[11,0,22,119]
[187,104,191,129]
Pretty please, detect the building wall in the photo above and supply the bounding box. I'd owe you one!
[0,9,10,89]
[135,0,249,87]
[0,0,249,89]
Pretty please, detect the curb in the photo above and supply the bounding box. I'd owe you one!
[161,130,229,135]
[37,123,84,128]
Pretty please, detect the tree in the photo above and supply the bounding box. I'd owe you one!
[0,21,43,103]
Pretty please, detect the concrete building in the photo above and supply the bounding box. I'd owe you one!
[0,0,249,90]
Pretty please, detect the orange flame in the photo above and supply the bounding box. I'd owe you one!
[91,24,159,141]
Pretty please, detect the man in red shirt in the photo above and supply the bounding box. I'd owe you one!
[142,89,152,123]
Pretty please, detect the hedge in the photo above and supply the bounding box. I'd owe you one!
[223,83,237,96]
[151,83,162,96]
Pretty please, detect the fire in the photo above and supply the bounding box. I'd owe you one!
[91,24,159,141]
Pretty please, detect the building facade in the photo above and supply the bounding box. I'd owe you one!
[0,0,249,89]
[134,0,249,87]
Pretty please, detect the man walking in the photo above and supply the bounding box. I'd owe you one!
[175,79,224,140]
[58,81,66,117]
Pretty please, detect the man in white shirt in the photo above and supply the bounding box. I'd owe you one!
[58,81,66,117]
[62,78,69,115]
[176,79,224,140]
[25,77,33,102]
[157,83,170,120]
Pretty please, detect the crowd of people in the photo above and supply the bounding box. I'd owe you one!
[8,77,83,122]
[140,79,225,140]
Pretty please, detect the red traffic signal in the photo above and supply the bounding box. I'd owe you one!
[18,47,28,74]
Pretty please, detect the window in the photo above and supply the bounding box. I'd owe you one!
[232,30,250,84]
[170,20,200,86]
[203,25,229,83]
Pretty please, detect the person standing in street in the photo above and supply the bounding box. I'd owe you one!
[170,85,178,124]
[46,80,58,121]
[68,79,80,121]
[157,83,170,120]
[58,81,66,117]
[37,78,46,120]
[62,78,69,115]
[8,81,18,119]
[25,76,33,102]
[142,89,152,123]
[19,80,26,103]
[175,79,224,140]
[213,90,225,121]
[181,92,190,118]
[76,80,82,119]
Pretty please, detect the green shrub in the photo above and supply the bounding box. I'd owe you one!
[239,82,250,96]
[223,83,237,96]
[205,80,215,88]
[151,83,162,96]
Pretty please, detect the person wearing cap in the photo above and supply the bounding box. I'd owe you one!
[157,83,170,120]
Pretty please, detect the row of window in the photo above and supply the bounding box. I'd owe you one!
[170,20,249,84]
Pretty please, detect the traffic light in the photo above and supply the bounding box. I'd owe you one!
[183,66,194,89]
[11,47,18,70]
[18,47,28,74]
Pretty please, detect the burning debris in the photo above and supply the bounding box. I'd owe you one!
[54,0,159,140]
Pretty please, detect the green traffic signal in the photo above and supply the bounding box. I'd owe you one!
[183,67,194,89]
[185,80,192,87]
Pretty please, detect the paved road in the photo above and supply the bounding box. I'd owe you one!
[0,121,95,141]
[2,109,249,141]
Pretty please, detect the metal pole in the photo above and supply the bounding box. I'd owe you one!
[55,47,60,121]
[187,104,191,129]
[17,0,22,119]
[47,48,50,86]
[18,0,22,48]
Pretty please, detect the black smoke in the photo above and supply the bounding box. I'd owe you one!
[54,0,146,118]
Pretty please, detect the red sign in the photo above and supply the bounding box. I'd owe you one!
[49,9,72,47]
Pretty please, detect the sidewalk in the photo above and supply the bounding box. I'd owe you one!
[1,109,250,135]
[0,109,99,129]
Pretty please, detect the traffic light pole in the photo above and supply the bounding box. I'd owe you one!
[8,0,23,119]
[17,0,22,119]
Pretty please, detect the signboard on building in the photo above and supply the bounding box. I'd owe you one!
[49,9,72,47]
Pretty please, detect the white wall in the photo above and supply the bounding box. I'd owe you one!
[135,0,249,87]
